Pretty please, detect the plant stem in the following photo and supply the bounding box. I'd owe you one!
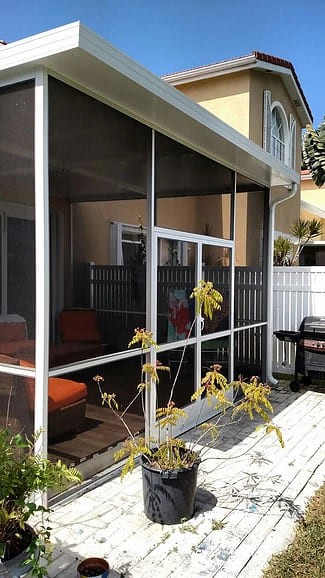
[97,381,136,441]
[168,316,197,405]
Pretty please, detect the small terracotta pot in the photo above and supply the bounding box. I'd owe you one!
[77,557,109,578]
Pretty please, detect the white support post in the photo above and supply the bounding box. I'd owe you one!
[229,174,236,383]
[194,242,202,392]
[146,129,157,442]
[34,68,50,457]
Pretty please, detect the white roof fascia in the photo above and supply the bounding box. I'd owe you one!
[161,55,257,84]
[0,22,298,191]
[0,22,81,72]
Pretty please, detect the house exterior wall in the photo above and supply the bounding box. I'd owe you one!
[300,173,325,241]
[249,72,303,235]
[170,69,302,237]
[274,194,300,235]
[73,190,266,271]
[73,195,232,266]
[73,200,147,264]
[176,72,250,137]
[249,71,303,157]
[301,174,325,210]
[235,192,266,266]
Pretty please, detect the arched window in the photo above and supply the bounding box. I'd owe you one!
[271,106,286,162]
[263,91,291,166]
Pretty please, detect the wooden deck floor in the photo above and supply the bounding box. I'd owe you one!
[49,403,144,464]
[47,382,325,577]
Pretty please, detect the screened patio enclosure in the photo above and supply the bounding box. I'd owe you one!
[0,23,300,480]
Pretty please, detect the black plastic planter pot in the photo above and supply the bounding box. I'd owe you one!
[77,557,109,578]
[0,525,39,578]
[142,460,200,524]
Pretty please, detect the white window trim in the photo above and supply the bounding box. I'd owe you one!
[111,221,142,265]
[263,90,272,153]
[111,221,189,266]
[289,113,297,170]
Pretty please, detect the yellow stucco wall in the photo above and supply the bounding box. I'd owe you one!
[73,199,147,264]
[301,174,325,210]
[275,194,301,235]
[249,72,302,234]
[172,69,303,235]
[301,173,325,240]
[176,72,250,137]
[73,194,233,266]
[300,207,325,240]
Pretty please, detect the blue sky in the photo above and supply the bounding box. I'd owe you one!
[2,0,324,126]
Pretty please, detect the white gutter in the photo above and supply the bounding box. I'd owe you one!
[266,183,298,385]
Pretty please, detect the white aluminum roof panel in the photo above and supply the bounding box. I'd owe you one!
[0,22,299,192]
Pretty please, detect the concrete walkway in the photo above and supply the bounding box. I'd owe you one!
[47,383,325,577]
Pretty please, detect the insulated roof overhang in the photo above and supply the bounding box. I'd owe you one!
[0,21,299,197]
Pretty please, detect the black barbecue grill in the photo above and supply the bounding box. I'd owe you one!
[274,316,325,391]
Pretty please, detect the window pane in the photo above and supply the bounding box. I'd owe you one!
[271,108,285,161]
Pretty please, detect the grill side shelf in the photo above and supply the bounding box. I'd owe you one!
[274,330,300,344]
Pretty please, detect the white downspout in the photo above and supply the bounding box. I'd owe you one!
[266,182,298,385]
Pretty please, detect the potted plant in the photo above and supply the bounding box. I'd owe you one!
[0,428,82,577]
[95,281,284,525]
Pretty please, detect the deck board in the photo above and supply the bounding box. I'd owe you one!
[49,403,144,462]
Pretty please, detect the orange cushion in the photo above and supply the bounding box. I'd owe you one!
[20,359,87,412]
[59,309,101,343]
[48,377,87,412]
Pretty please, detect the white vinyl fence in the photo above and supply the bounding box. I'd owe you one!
[272,267,325,374]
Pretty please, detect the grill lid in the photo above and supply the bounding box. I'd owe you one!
[299,316,325,338]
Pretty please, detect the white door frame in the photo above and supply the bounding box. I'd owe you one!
[149,226,234,436]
